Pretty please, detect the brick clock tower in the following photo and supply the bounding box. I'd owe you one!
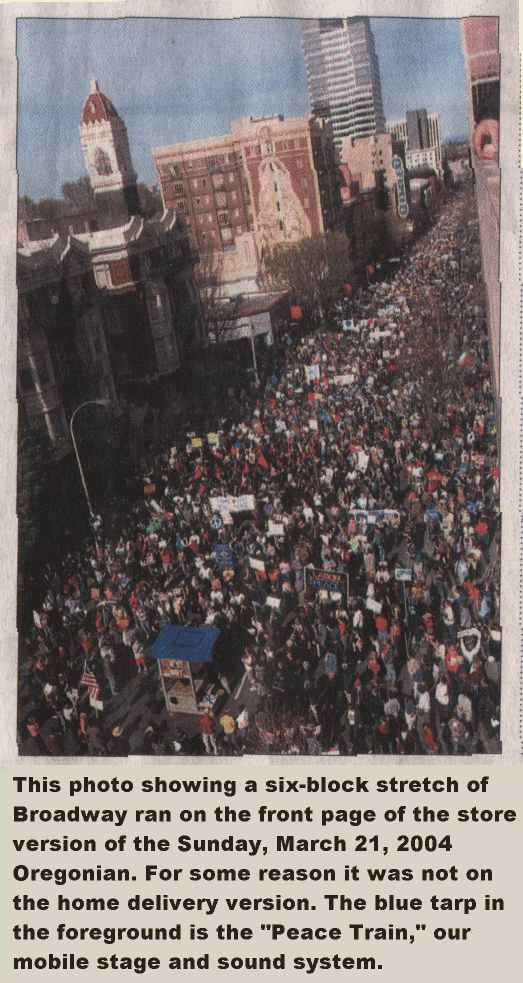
[80,79,141,229]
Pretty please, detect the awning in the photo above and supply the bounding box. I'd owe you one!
[151,624,220,663]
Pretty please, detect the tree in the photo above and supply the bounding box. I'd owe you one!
[137,183,163,219]
[262,231,353,330]
[193,247,242,347]
[18,196,37,221]
[61,176,96,213]
[29,197,68,224]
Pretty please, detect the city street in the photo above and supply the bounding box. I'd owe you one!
[20,184,501,757]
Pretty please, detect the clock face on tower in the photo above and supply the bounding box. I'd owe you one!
[93,147,113,176]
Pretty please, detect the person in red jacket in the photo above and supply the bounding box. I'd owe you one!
[199,709,218,755]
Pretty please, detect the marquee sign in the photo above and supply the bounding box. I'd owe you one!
[392,155,409,220]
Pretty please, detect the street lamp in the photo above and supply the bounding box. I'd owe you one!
[69,399,111,519]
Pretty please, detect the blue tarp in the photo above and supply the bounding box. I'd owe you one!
[152,625,219,663]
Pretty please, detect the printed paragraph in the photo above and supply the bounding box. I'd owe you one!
[8,768,521,978]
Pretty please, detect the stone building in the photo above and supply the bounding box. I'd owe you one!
[17,80,201,454]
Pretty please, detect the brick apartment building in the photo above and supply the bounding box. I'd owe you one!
[152,114,340,294]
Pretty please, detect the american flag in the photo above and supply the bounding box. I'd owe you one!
[80,669,100,701]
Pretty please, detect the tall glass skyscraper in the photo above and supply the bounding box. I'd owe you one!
[301,17,385,154]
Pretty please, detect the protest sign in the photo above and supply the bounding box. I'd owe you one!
[305,568,349,596]
[304,364,320,383]
[349,509,401,524]
[209,496,230,514]
[207,432,219,446]
[268,521,285,537]
[213,544,236,569]
[357,450,369,472]
[266,597,281,610]
[395,567,413,582]
[249,558,266,573]
[235,494,256,512]
[210,494,255,514]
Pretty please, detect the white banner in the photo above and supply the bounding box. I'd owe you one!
[304,364,320,383]
[210,494,256,514]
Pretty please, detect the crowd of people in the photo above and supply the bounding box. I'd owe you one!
[19,185,502,756]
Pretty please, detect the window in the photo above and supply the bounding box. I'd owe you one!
[228,172,235,183]
[169,164,179,178]
[233,208,240,219]
[192,180,198,190]
[236,226,243,235]
[217,212,229,225]
[174,183,184,195]
[279,220,284,231]
[231,190,237,201]
[208,213,213,223]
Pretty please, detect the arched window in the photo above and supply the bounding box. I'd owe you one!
[94,147,113,176]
